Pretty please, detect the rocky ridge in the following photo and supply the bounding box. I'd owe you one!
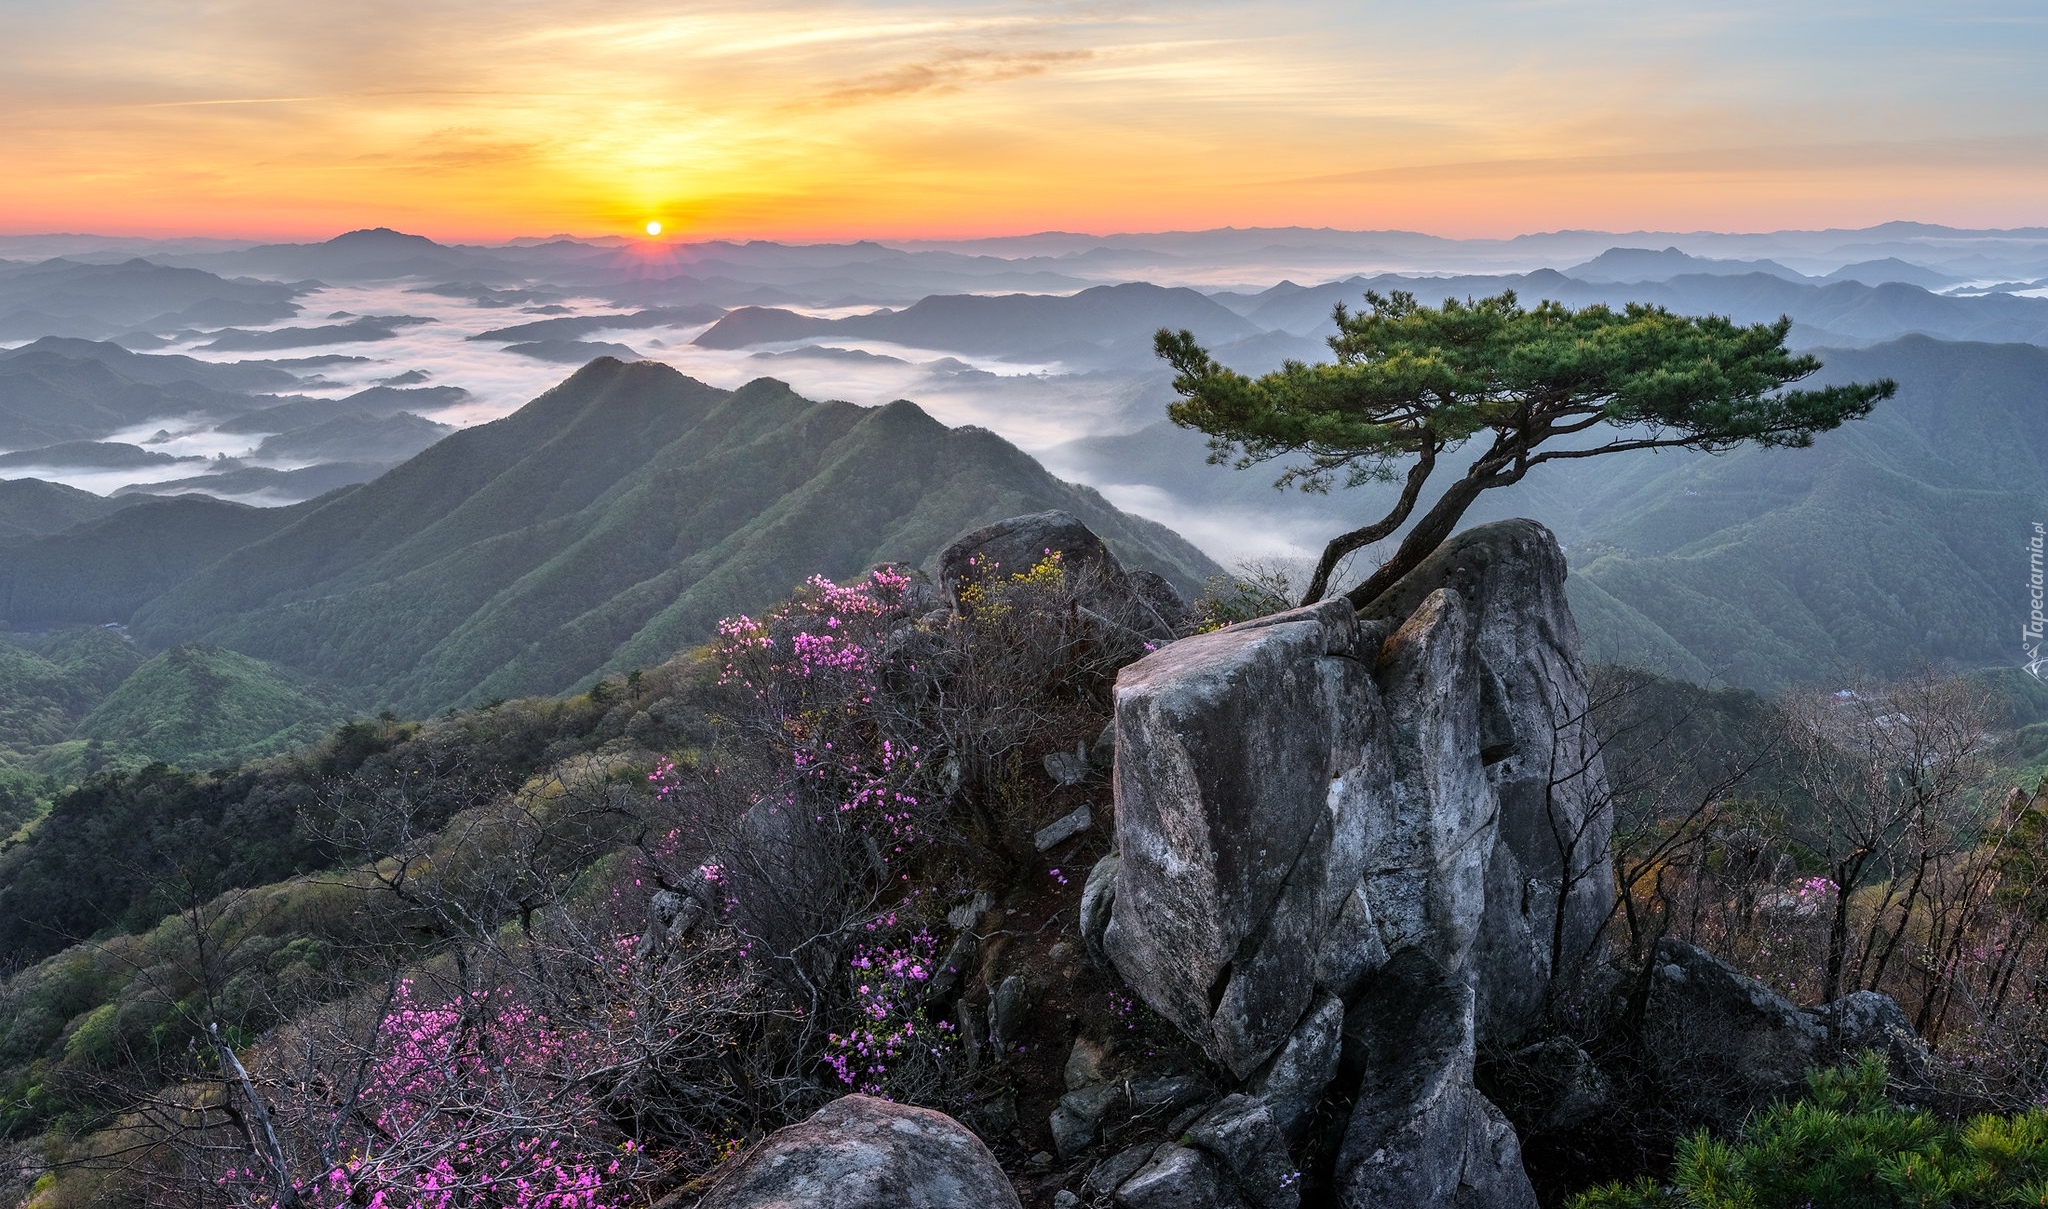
[694,513,1934,1209]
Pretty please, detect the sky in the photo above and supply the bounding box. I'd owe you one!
[4,0,2047,243]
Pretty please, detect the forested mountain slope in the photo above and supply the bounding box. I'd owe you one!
[132,357,1218,713]
[1567,336,2048,689]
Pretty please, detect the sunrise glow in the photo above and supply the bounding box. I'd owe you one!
[1,2,2045,241]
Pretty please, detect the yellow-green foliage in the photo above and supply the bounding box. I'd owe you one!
[1569,1056,2048,1208]
[0,871,371,1134]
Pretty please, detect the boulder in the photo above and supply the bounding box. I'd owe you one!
[990,974,1033,1053]
[1079,854,1119,965]
[1334,951,1536,1209]
[1643,941,1935,1123]
[1246,993,1345,1139]
[696,1094,1021,1209]
[1184,1095,1301,1209]
[1090,1143,1164,1198]
[939,510,1121,609]
[938,509,1185,638]
[1102,596,1396,1078]
[1098,518,1613,1204]
[1116,1144,1248,1209]
[1050,1082,1122,1158]
[1813,990,1932,1089]
[1640,939,1825,1127]
[1497,1037,1612,1132]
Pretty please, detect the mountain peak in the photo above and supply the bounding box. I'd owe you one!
[324,227,443,250]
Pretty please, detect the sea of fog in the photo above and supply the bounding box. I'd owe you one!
[0,283,1331,563]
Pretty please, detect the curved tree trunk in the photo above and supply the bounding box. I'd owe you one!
[1340,469,1502,609]
[1298,444,1437,605]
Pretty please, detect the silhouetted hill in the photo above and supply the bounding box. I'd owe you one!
[0,258,302,340]
[0,442,197,470]
[0,350,254,446]
[470,305,726,343]
[186,227,505,283]
[693,282,1261,366]
[1565,246,1809,283]
[252,411,452,463]
[129,358,1219,711]
[0,337,302,393]
[0,480,140,543]
[1821,258,1960,289]
[111,464,386,502]
[214,384,467,434]
[1230,270,2048,347]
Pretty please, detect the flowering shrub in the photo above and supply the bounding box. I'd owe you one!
[711,568,938,854]
[222,979,642,1209]
[823,924,959,1096]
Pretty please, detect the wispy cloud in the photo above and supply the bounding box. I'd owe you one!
[0,0,2044,238]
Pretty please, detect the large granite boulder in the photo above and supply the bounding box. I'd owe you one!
[1100,518,1613,1206]
[696,1094,1021,1209]
[940,510,1121,607]
[1101,594,1395,1078]
[1358,519,1614,1043]
[1639,939,1824,1128]
[1640,940,1930,1126]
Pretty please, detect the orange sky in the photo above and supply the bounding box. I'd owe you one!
[4,1,2046,242]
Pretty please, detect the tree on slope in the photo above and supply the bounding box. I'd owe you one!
[1155,290,1896,607]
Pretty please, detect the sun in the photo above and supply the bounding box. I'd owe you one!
[644,220,663,236]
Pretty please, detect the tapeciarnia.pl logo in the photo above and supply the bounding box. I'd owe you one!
[2027,522,2046,680]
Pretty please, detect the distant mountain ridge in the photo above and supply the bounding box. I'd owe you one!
[691,282,1261,368]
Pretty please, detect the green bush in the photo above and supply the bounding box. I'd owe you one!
[1570,1056,2048,1208]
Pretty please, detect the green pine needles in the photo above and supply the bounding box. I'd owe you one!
[1155,290,1894,608]
[1570,1055,2048,1208]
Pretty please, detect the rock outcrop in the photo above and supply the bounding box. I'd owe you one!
[1335,951,1536,1209]
[1641,940,1932,1126]
[1100,519,1609,1207]
[696,1094,1022,1209]
[939,509,1188,637]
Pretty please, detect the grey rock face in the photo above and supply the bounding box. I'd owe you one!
[1116,1144,1249,1209]
[1358,519,1614,1045]
[1813,990,1932,1088]
[1334,952,1536,1209]
[1105,521,1611,1076]
[990,974,1033,1053]
[1080,854,1119,965]
[1246,993,1344,1140]
[1100,518,1612,1206]
[1035,802,1094,850]
[1051,1083,1122,1158]
[1103,596,1394,1078]
[1645,941,1934,1123]
[1090,1144,1164,1198]
[697,1094,1021,1209]
[1185,1095,1301,1209]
